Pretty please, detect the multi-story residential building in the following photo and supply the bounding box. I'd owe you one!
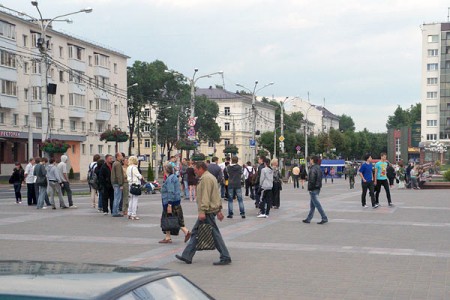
[195,87,276,163]
[420,22,450,163]
[0,11,128,180]
[286,98,340,135]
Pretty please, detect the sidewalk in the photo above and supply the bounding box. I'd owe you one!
[1,179,449,299]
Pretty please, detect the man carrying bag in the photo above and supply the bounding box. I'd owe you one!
[175,162,232,266]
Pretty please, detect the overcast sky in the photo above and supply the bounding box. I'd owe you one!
[3,0,450,132]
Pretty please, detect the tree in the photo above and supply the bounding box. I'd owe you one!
[339,114,355,132]
[194,95,221,143]
[386,103,421,129]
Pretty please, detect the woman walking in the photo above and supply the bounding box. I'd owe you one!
[186,161,197,202]
[159,163,191,244]
[271,159,282,209]
[126,156,143,220]
[10,162,25,204]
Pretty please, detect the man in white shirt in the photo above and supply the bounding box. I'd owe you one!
[24,158,37,206]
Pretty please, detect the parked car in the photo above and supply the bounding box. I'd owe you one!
[0,260,214,299]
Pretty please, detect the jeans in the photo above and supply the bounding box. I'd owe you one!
[375,179,392,204]
[128,194,139,217]
[13,183,22,202]
[47,181,67,208]
[361,181,376,207]
[37,185,47,209]
[259,189,273,215]
[183,180,189,198]
[61,181,73,206]
[305,189,327,222]
[220,183,225,198]
[180,213,231,262]
[227,187,245,216]
[112,184,123,215]
[27,183,37,205]
[98,191,103,210]
[293,175,299,188]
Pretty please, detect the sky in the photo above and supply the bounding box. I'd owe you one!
[2,0,450,132]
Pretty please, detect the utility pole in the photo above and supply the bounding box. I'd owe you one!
[232,115,236,145]
[280,100,285,169]
[27,83,33,159]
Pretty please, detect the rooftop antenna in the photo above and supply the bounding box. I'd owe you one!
[323,97,326,108]
[448,7,450,22]
[307,91,310,102]
[221,72,225,90]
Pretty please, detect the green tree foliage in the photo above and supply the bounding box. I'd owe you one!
[339,114,355,132]
[386,103,421,129]
[194,95,221,143]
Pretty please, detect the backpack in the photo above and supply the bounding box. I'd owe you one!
[247,167,256,185]
[88,163,98,190]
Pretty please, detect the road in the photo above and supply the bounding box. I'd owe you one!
[1,180,449,299]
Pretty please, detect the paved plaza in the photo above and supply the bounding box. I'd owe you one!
[1,179,450,299]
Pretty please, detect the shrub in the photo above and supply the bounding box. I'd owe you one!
[147,164,154,181]
[443,169,450,182]
[68,167,75,180]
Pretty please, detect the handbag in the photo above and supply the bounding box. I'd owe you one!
[196,222,216,251]
[161,214,180,231]
[129,167,142,196]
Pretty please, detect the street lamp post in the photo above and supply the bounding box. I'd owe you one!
[236,81,274,162]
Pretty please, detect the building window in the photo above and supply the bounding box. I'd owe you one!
[114,105,118,115]
[59,46,63,58]
[427,77,438,85]
[36,116,42,128]
[69,70,84,84]
[426,91,438,99]
[1,80,17,96]
[13,114,18,126]
[0,20,16,40]
[208,140,214,147]
[68,45,84,60]
[224,107,230,116]
[426,134,437,141]
[24,115,29,126]
[427,63,438,71]
[60,95,64,106]
[23,62,29,74]
[89,122,93,131]
[447,117,450,126]
[131,139,135,148]
[24,88,28,100]
[144,124,150,132]
[0,112,4,124]
[81,122,86,131]
[144,139,150,148]
[70,120,76,131]
[60,119,64,129]
[32,87,41,100]
[94,53,109,68]
[50,118,55,129]
[114,63,117,73]
[88,55,92,66]
[144,108,150,118]
[108,145,111,154]
[59,71,64,82]
[98,145,103,154]
[427,120,437,127]
[428,49,438,56]
[89,144,93,155]
[69,93,85,107]
[95,98,110,112]
[31,60,41,74]
[0,50,16,68]
[81,144,86,155]
[97,122,103,132]
[426,105,438,114]
[224,139,231,146]
[427,35,439,43]
[224,122,230,131]
[23,35,28,47]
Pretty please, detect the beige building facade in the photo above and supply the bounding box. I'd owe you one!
[0,11,128,179]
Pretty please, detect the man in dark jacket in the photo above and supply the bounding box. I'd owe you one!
[207,156,223,183]
[303,156,328,224]
[254,155,266,208]
[100,154,114,215]
[226,156,245,219]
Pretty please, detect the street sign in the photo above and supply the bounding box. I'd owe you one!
[137,155,146,161]
[188,117,197,127]
[249,139,256,148]
[295,145,301,151]
[279,135,285,142]
[152,145,156,151]
[187,127,195,136]
[279,142,284,149]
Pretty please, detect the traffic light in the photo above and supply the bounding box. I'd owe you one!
[255,130,261,135]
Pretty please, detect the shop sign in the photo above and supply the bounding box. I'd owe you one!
[0,131,20,138]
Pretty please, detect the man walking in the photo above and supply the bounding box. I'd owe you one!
[358,154,377,208]
[226,156,245,219]
[111,152,124,217]
[302,156,328,224]
[257,158,273,218]
[34,157,48,210]
[58,155,76,208]
[374,152,393,206]
[24,158,37,206]
[175,162,231,266]
[207,156,223,184]
[46,158,68,209]
[254,155,266,208]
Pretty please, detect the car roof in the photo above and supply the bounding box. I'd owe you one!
[0,261,182,299]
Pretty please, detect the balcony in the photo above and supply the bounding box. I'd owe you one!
[0,95,18,109]
[96,111,111,121]
[93,66,110,78]
[68,106,86,118]
[31,102,42,113]
[68,58,86,72]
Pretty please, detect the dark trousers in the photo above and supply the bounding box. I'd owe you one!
[102,187,114,214]
[272,186,281,208]
[259,189,272,215]
[375,179,392,204]
[349,176,355,189]
[254,184,261,207]
[245,180,254,199]
[293,175,299,188]
[361,181,376,207]
[27,183,37,205]
[61,182,73,206]
[13,183,22,202]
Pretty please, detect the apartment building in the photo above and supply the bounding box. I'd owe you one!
[195,87,276,163]
[0,11,128,179]
[420,22,450,162]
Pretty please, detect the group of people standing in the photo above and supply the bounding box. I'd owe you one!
[9,156,76,210]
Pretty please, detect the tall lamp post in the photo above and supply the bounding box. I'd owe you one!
[236,81,274,162]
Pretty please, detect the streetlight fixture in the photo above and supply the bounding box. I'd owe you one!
[236,81,274,162]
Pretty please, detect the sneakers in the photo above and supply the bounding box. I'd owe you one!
[257,214,267,218]
[69,205,77,209]
[175,254,192,264]
[388,203,394,207]
[227,215,233,219]
[213,259,232,266]
[363,205,369,208]
[372,204,379,209]
[241,215,246,219]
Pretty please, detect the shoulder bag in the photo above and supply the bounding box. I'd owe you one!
[196,222,216,251]
[161,213,180,232]
[129,167,142,196]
